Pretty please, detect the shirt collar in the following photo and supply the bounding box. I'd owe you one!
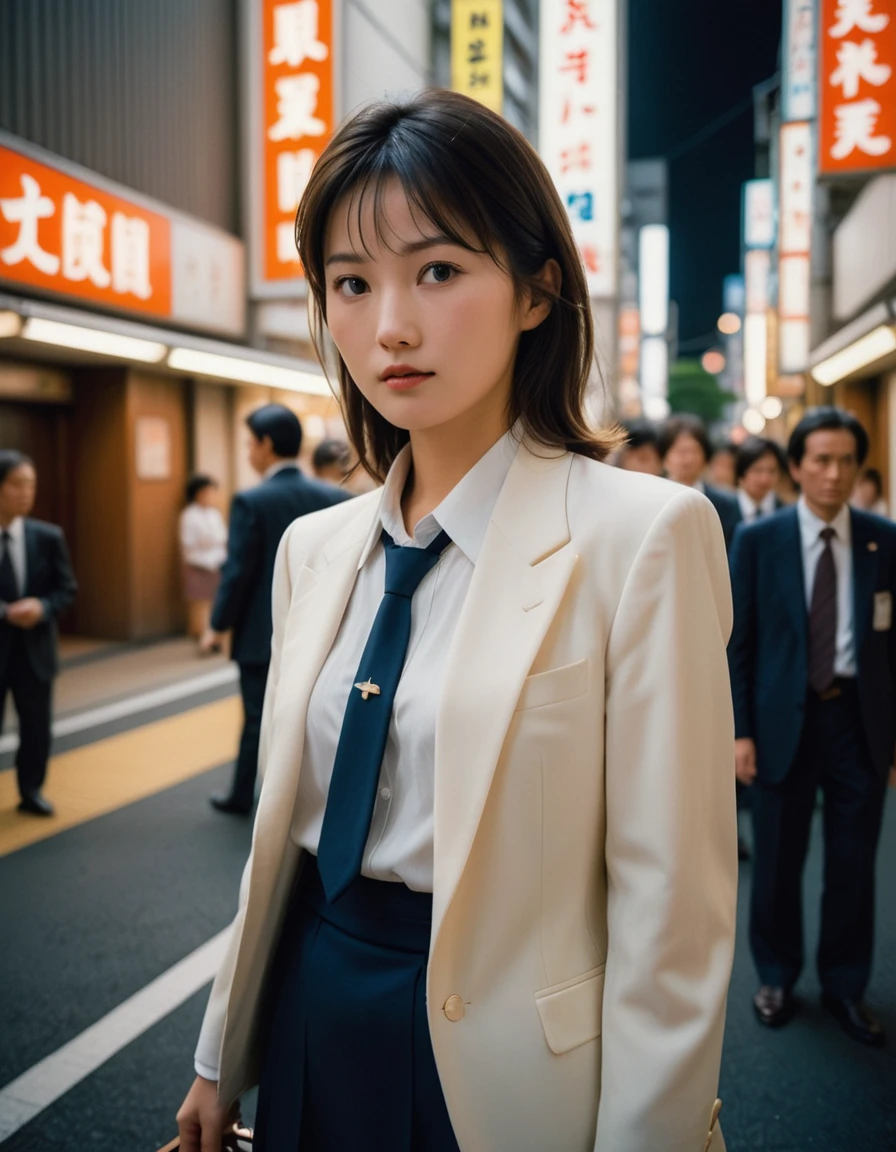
[737,489,777,518]
[2,517,23,542]
[263,459,298,480]
[797,495,851,546]
[359,429,520,567]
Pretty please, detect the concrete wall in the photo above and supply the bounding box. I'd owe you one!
[342,0,431,116]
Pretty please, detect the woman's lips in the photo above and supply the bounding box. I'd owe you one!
[382,372,434,392]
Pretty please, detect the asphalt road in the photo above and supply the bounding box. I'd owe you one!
[1,756,893,1152]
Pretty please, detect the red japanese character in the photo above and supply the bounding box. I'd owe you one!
[562,0,597,34]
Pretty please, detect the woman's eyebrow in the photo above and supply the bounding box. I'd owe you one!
[325,235,456,267]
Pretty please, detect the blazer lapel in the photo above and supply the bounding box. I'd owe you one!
[776,508,807,650]
[432,445,577,941]
[252,495,381,852]
[850,510,877,659]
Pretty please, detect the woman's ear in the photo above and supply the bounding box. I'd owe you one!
[520,258,562,332]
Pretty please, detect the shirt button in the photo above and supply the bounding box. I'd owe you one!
[443,995,465,1022]
[379,786,392,800]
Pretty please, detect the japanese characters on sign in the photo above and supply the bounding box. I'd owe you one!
[778,122,813,372]
[451,1,503,115]
[262,0,335,284]
[820,0,895,175]
[0,144,171,318]
[539,0,618,298]
[743,179,776,249]
[783,0,818,121]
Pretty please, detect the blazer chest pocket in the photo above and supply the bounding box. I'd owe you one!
[535,965,605,1055]
[516,658,588,711]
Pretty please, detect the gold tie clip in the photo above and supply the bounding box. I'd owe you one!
[354,680,381,701]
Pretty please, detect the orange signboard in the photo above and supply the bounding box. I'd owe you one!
[0,144,172,317]
[819,0,896,176]
[262,0,335,282]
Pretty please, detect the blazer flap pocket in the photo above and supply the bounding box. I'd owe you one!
[535,965,605,1055]
[516,658,588,711]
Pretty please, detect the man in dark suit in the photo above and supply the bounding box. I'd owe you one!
[732,436,787,527]
[658,413,740,549]
[0,450,78,816]
[729,407,895,1047]
[202,405,351,815]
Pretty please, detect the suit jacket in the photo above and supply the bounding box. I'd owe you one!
[728,505,896,784]
[196,444,736,1152]
[0,519,77,682]
[210,466,351,665]
[703,484,740,551]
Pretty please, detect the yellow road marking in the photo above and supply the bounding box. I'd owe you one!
[0,697,242,857]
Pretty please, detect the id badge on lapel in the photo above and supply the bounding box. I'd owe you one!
[873,591,892,632]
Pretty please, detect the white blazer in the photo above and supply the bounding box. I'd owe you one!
[196,442,737,1152]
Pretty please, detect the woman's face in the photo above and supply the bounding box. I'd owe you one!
[196,484,217,508]
[740,452,780,503]
[323,178,549,443]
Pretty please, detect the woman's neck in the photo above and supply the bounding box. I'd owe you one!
[401,412,510,534]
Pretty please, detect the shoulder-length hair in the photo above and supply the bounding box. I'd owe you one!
[297,88,620,482]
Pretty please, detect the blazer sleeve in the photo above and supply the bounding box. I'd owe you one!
[194,525,294,1082]
[597,490,737,1152]
[727,524,757,741]
[42,528,78,619]
[210,495,259,633]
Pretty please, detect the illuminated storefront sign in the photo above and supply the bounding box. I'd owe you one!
[451,1,503,114]
[778,121,813,372]
[0,139,246,335]
[783,0,818,122]
[819,0,896,176]
[539,0,618,298]
[249,0,337,292]
[0,143,170,319]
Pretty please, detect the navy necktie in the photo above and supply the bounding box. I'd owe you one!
[317,527,452,902]
[0,531,18,605]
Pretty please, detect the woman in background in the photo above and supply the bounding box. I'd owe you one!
[179,474,227,650]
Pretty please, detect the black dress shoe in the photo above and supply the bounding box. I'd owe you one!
[210,793,252,816]
[17,793,55,817]
[753,985,797,1028]
[822,996,886,1047]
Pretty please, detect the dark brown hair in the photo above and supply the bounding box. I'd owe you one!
[657,414,712,463]
[297,88,620,482]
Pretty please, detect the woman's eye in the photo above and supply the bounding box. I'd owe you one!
[421,262,457,284]
[335,276,368,297]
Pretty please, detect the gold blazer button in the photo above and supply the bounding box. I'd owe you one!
[443,995,466,1022]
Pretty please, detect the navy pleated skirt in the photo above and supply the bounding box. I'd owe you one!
[253,856,460,1152]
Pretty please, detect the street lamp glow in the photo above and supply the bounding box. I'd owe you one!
[742,407,767,434]
[718,312,742,335]
[701,349,726,375]
[760,396,783,419]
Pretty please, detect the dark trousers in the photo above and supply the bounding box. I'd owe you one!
[0,631,53,799]
[226,661,268,808]
[254,856,459,1152]
[750,681,888,999]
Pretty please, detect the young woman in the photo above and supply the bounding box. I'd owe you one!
[179,474,227,648]
[177,90,736,1152]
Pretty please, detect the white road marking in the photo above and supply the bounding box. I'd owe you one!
[0,665,238,755]
[0,928,230,1141]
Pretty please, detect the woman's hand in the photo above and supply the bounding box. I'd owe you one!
[735,737,757,785]
[176,1075,232,1152]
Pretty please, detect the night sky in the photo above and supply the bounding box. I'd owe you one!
[627,0,783,346]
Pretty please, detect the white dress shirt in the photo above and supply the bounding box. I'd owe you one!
[737,488,777,524]
[797,496,856,677]
[0,517,26,601]
[290,430,519,893]
[179,504,227,570]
